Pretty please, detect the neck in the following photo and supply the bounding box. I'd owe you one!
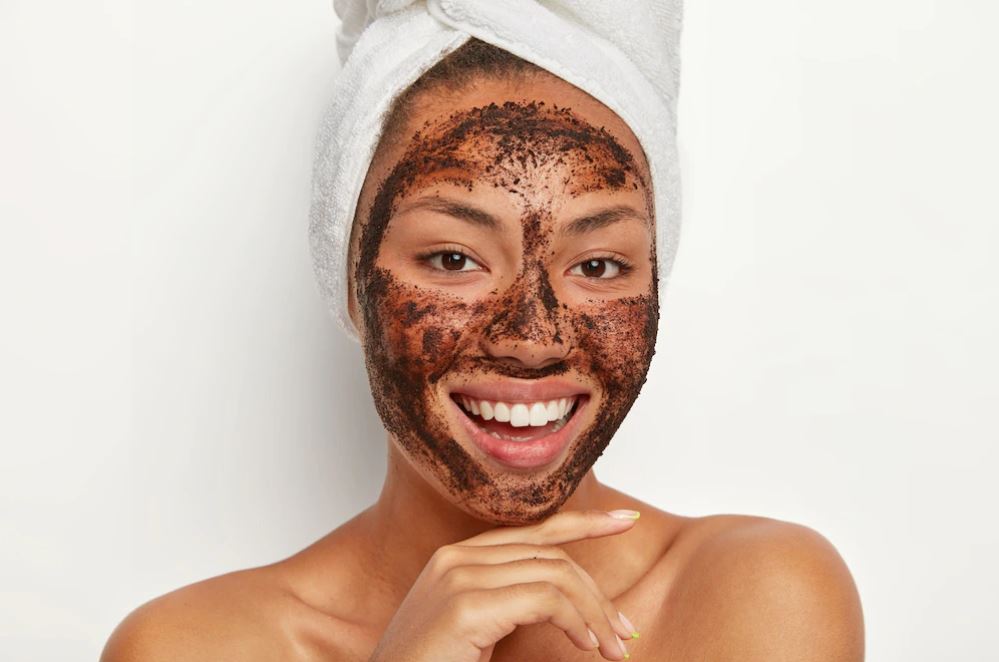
[361,432,614,603]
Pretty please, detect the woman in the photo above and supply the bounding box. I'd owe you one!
[103,18,864,662]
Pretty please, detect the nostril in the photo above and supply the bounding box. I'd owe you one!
[484,306,562,345]
[483,287,564,344]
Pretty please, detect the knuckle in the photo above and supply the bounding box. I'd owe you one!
[552,557,575,574]
[549,546,571,561]
[539,513,571,529]
[533,556,574,577]
[582,509,611,525]
[563,509,598,522]
[537,582,563,608]
[542,509,600,536]
[509,584,546,622]
[429,544,459,571]
[457,589,487,613]
[439,565,469,593]
[446,591,480,629]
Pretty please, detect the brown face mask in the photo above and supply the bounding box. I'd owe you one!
[354,100,659,525]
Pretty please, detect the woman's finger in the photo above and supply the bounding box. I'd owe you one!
[442,558,627,655]
[448,582,628,660]
[445,542,637,641]
[460,509,640,548]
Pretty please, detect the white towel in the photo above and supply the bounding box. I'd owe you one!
[309,0,684,343]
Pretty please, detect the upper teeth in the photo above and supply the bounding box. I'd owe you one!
[456,395,579,428]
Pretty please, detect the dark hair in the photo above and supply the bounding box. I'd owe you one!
[376,38,547,152]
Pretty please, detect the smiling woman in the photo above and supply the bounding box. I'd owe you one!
[347,86,661,526]
[100,5,864,662]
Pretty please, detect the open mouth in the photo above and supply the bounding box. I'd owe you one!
[448,392,591,469]
[450,394,582,441]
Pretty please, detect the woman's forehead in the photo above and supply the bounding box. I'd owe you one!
[371,75,651,197]
[349,75,656,269]
[382,111,650,224]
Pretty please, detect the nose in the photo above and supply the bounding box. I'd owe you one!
[480,272,571,368]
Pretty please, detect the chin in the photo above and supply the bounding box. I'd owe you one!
[457,496,565,527]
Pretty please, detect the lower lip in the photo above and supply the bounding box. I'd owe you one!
[450,396,590,470]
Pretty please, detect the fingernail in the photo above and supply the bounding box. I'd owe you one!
[617,635,630,658]
[619,611,640,638]
[587,628,599,647]
[607,510,641,520]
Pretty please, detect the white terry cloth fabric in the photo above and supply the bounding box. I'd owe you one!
[309,0,685,343]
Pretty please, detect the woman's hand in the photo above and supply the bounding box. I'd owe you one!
[368,509,641,662]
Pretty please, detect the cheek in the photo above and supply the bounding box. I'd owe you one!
[358,265,498,497]
[574,293,659,397]
[360,266,477,382]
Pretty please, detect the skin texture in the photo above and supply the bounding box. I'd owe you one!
[352,96,658,525]
[100,73,865,662]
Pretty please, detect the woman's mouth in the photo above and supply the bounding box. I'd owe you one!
[448,392,590,470]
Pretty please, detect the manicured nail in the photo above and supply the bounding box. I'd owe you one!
[607,509,641,520]
[619,611,640,638]
[617,635,630,658]
[587,628,599,647]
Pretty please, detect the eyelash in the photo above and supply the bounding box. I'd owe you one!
[415,247,635,279]
[414,246,481,274]
[570,254,635,279]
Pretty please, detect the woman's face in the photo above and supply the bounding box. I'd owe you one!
[348,75,658,525]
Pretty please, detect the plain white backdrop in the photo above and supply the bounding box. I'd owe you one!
[2,0,997,659]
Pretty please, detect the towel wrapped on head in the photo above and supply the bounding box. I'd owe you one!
[309,0,685,342]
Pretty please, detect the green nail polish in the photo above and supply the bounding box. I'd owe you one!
[631,632,640,639]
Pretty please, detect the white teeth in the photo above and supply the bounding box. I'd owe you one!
[530,403,548,426]
[456,394,580,428]
[510,404,530,427]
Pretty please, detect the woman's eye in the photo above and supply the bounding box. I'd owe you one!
[570,258,624,279]
[426,251,482,272]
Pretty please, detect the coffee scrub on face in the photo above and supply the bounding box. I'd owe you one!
[353,99,659,525]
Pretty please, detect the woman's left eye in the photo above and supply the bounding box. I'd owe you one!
[569,257,628,279]
[425,251,482,272]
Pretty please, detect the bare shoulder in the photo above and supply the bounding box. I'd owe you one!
[99,565,353,662]
[662,514,865,662]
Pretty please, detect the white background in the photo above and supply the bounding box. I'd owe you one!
[2,1,997,660]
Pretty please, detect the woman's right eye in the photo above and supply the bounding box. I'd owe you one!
[423,250,483,273]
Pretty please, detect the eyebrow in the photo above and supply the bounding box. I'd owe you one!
[399,196,648,235]
[399,197,501,231]
[558,205,649,237]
